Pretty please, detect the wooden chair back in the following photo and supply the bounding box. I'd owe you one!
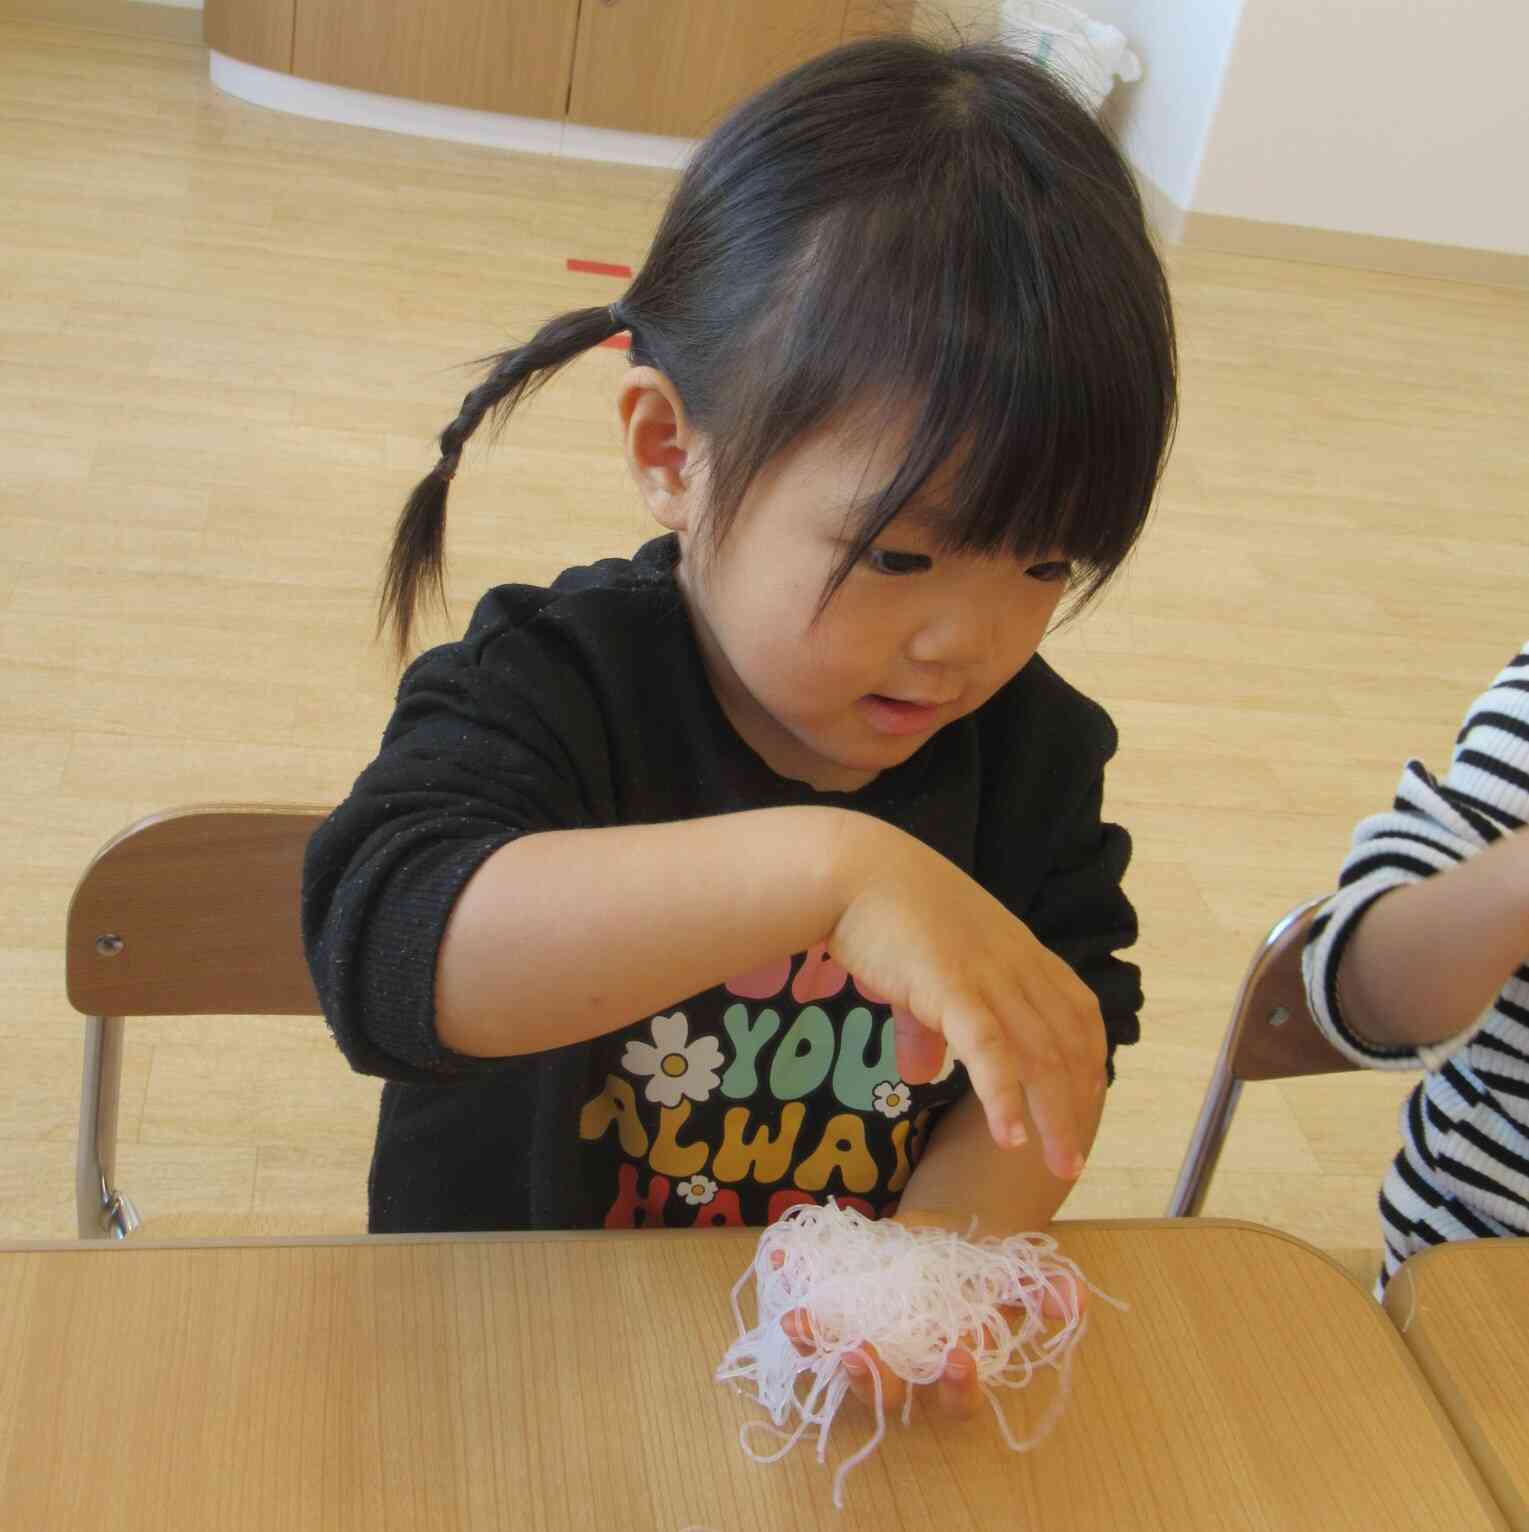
[1167,898,1364,1219]
[1227,899,1360,1083]
[66,804,327,1019]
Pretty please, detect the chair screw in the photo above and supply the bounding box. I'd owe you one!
[1267,1005,1290,1028]
[96,934,124,957]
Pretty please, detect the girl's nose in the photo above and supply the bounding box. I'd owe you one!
[906,605,1000,670]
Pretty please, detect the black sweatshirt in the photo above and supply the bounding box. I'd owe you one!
[302,535,1141,1233]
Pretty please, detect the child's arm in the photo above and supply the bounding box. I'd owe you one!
[894,1083,1105,1234]
[435,806,852,1056]
[439,804,1104,1177]
[1303,644,1529,1066]
[1335,826,1529,1050]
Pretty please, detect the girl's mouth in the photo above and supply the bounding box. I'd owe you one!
[860,694,945,735]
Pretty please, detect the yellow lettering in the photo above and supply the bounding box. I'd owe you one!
[794,1113,878,1194]
[713,1103,806,1184]
[888,1119,913,1192]
[578,1074,649,1157]
[649,1102,709,1177]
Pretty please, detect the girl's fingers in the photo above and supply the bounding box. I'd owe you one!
[1024,1074,1087,1181]
[974,1292,1083,1342]
[782,1307,814,1351]
[1037,963,1110,1126]
[937,1347,982,1419]
[843,1346,906,1413]
[999,998,1087,1181]
[1004,959,1105,1162]
[938,996,1035,1151]
[788,1305,1086,1424]
[892,1007,948,1085]
[1042,1275,1087,1322]
[782,1321,911,1415]
[951,998,1083,1177]
[939,1294,1081,1417]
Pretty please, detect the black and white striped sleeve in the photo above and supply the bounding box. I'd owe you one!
[1302,645,1529,1070]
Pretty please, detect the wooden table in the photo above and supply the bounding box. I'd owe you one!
[1386,1239,1529,1529]
[0,1220,1506,1531]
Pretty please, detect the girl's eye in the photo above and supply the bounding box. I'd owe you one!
[867,548,932,576]
[1025,560,1074,584]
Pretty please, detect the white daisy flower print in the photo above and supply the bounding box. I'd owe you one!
[622,1012,724,1108]
[873,1080,912,1119]
[678,1175,718,1206]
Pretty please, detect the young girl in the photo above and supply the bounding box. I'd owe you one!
[304,36,1175,1342]
[1303,644,1529,1296]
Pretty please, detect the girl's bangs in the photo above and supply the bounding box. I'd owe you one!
[729,178,1174,613]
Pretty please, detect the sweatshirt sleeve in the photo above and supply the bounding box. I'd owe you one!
[1023,755,1142,1076]
[978,666,1141,1076]
[302,599,614,1084]
[1301,643,1529,1070]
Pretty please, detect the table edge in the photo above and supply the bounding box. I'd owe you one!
[1385,1239,1529,1528]
[0,1216,1377,1296]
[1385,1237,1529,1297]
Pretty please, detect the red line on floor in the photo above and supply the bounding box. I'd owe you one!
[568,258,633,278]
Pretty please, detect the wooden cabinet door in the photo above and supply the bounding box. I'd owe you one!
[569,0,898,139]
[205,0,297,73]
[291,0,582,120]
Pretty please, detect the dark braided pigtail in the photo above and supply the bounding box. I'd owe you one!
[379,302,628,660]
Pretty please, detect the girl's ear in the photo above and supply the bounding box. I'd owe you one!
[618,367,701,532]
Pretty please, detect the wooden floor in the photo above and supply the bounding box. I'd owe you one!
[3,21,1526,1260]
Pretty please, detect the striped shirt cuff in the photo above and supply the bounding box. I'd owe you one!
[1302,875,1438,1069]
[1301,641,1529,1072]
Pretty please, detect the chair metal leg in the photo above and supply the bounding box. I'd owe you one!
[1166,1064,1242,1218]
[77,1015,141,1240]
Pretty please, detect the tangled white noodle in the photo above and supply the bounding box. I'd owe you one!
[715,1201,1123,1509]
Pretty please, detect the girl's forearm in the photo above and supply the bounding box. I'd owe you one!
[1340,827,1529,1049]
[896,1084,1104,1235]
[434,806,876,1057]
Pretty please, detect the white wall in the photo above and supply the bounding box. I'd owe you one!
[917,2,1244,220]
[1192,0,1529,256]
[921,0,1529,258]
[1074,1,1243,215]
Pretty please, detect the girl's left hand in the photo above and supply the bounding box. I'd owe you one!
[781,1210,1085,1419]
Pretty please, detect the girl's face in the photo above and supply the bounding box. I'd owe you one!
[620,374,1072,793]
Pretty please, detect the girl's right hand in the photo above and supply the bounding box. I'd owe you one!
[826,814,1106,1180]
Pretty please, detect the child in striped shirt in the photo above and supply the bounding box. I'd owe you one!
[1303,644,1529,1295]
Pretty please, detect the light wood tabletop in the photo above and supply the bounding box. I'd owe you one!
[0,1219,1507,1531]
[1385,1239,1529,1530]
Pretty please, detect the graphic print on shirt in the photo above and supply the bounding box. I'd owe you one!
[577,944,965,1228]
